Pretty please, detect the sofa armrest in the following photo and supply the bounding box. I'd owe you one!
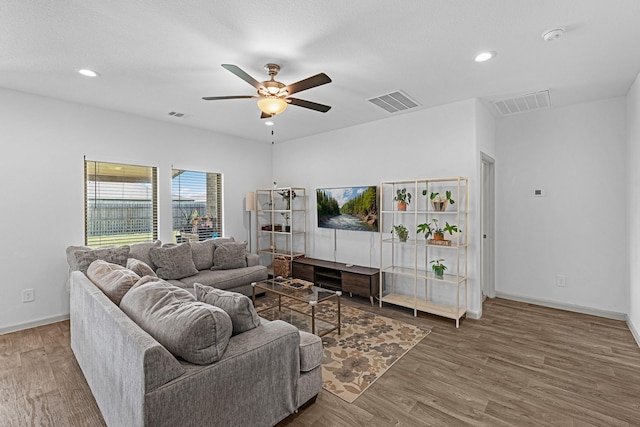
[246,252,260,267]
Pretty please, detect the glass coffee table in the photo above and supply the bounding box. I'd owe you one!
[252,277,341,336]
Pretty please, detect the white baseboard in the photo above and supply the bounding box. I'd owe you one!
[0,313,70,335]
[494,292,627,321]
[627,316,640,349]
[466,310,481,320]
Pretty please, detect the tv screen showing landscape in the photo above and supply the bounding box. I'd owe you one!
[316,186,378,232]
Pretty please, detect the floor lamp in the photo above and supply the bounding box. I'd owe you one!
[245,192,255,253]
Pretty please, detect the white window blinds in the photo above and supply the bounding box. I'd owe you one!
[172,169,223,243]
[85,160,158,247]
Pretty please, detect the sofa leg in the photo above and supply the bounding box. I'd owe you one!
[299,394,318,410]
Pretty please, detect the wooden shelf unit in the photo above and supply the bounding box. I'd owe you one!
[379,177,468,327]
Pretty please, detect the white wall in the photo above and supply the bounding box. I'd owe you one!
[628,73,640,342]
[272,99,487,317]
[0,88,271,332]
[495,97,628,317]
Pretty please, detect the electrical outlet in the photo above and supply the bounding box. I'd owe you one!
[22,288,35,303]
[556,274,566,287]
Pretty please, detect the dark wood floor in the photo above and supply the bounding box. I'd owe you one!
[2,297,639,426]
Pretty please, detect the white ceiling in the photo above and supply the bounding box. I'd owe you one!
[2,0,640,143]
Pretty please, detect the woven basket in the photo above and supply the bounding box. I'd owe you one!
[273,256,291,277]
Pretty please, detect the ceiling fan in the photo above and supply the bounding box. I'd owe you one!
[202,63,332,119]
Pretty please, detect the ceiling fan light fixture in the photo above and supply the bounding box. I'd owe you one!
[257,96,288,116]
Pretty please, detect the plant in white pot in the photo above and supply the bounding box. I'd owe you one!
[430,258,447,278]
[392,224,409,242]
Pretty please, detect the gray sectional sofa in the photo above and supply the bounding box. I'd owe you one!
[66,238,323,426]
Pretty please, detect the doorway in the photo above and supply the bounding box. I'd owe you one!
[480,152,495,299]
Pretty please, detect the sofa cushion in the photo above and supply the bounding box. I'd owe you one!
[120,280,232,365]
[127,258,157,278]
[194,284,260,335]
[150,243,199,280]
[177,265,267,293]
[212,242,247,270]
[70,245,131,274]
[87,260,141,305]
[129,240,161,270]
[298,331,323,372]
[189,239,216,270]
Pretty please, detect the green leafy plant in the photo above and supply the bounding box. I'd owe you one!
[393,188,412,205]
[430,258,447,277]
[392,224,409,242]
[422,190,455,205]
[277,189,296,209]
[416,218,459,239]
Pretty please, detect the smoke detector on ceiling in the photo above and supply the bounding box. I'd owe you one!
[542,28,564,42]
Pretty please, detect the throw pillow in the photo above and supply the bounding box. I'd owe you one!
[194,283,260,335]
[189,239,216,270]
[126,258,157,278]
[87,260,141,305]
[129,240,161,270]
[149,243,199,280]
[120,280,232,365]
[73,245,131,274]
[212,242,247,270]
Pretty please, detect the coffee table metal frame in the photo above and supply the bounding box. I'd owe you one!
[252,278,341,336]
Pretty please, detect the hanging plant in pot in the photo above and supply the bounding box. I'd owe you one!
[392,224,409,242]
[394,188,412,211]
[430,258,447,279]
[422,190,455,212]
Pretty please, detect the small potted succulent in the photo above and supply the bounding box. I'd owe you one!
[430,258,447,278]
[394,188,412,211]
[392,224,409,242]
[416,218,459,241]
[422,190,455,212]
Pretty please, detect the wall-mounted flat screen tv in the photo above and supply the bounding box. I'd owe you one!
[316,186,378,232]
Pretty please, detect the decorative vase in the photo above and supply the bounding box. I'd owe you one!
[431,200,448,212]
[397,202,407,211]
[435,270,444,279]
[434,233,445,241]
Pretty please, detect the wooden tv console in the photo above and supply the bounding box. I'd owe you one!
[292,257,379,306]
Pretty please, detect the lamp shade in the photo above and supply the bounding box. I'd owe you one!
[245,192,255,211]
[257,97,288,116]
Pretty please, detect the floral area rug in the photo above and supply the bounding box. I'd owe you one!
[255,298,431,403]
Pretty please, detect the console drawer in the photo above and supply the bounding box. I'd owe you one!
[341,272,371,296]
[292,262,314,282]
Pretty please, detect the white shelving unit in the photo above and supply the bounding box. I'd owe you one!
[255,187,306,276]
[379,177,468,327]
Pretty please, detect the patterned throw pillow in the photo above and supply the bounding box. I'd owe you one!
[149,243,199,280]
[212,242,247,270]
[189,239,216,270]
[194,283,260,335]
[73,246,131,274]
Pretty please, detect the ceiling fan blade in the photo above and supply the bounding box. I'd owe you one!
[221,64,264,90]
[283,73,331,95]
[202,95,257,100]
[260,112,273,119]
[287,97,332,113]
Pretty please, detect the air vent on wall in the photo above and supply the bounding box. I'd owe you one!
[368,90,420,113]
[491,90,551,116]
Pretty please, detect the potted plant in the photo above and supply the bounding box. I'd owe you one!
[277,189,296,210]
[394,188,412,211]
[422,190,454,212]
[416,218,459,241]
[281,212,291,232]
[392,224,409,242]
[430,258,447,278]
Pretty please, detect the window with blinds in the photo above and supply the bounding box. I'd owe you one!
[172,169,223,243]
[85,160,158,247]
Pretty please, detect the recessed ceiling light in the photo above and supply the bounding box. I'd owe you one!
[77,68,100,77]
[474,51,496,62]
[265,121,275,126]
